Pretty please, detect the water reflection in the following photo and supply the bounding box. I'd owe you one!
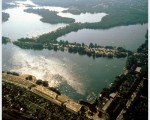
[2,43,126,100]
[2,0,127,101]
[2,43,85,94]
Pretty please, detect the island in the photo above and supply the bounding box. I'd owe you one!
[24,8,75,24]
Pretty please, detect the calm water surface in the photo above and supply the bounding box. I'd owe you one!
[58,24,147,51]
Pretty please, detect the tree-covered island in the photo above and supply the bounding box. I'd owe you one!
[24,8,75,24]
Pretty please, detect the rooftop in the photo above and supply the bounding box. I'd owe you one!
[109,92,117,99]
[57,95,71,103]
[64,101,83,113]
[32,86,58,99]
[135,67,141,73]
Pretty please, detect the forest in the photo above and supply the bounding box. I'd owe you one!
[24,8,75,24]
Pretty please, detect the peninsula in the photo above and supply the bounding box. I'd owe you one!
[3,36,132,59]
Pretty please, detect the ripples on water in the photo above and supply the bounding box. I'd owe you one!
[2,44,85,95]
[3,43,127,101]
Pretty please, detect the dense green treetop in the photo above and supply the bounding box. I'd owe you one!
[24,8,75,24]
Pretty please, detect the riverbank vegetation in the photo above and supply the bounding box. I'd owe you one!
[24,8,75,24]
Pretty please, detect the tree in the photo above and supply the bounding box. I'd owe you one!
[48,87,61,95]
[26,75,32,80]
[141,65,148,77]
[36,79,43,85]
[89,43,94,48]
[94,43,98,48]
[29,75,33,80]
[11,72,19,76]
[54,46,58,51]
[82,43,85,47]
[65,40,69,45]
[43,81,49,87]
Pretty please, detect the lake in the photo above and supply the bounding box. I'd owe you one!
[2,43,126,101]
[57,24,148,51]
[2,0,107,40]
[2,0,147,102]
